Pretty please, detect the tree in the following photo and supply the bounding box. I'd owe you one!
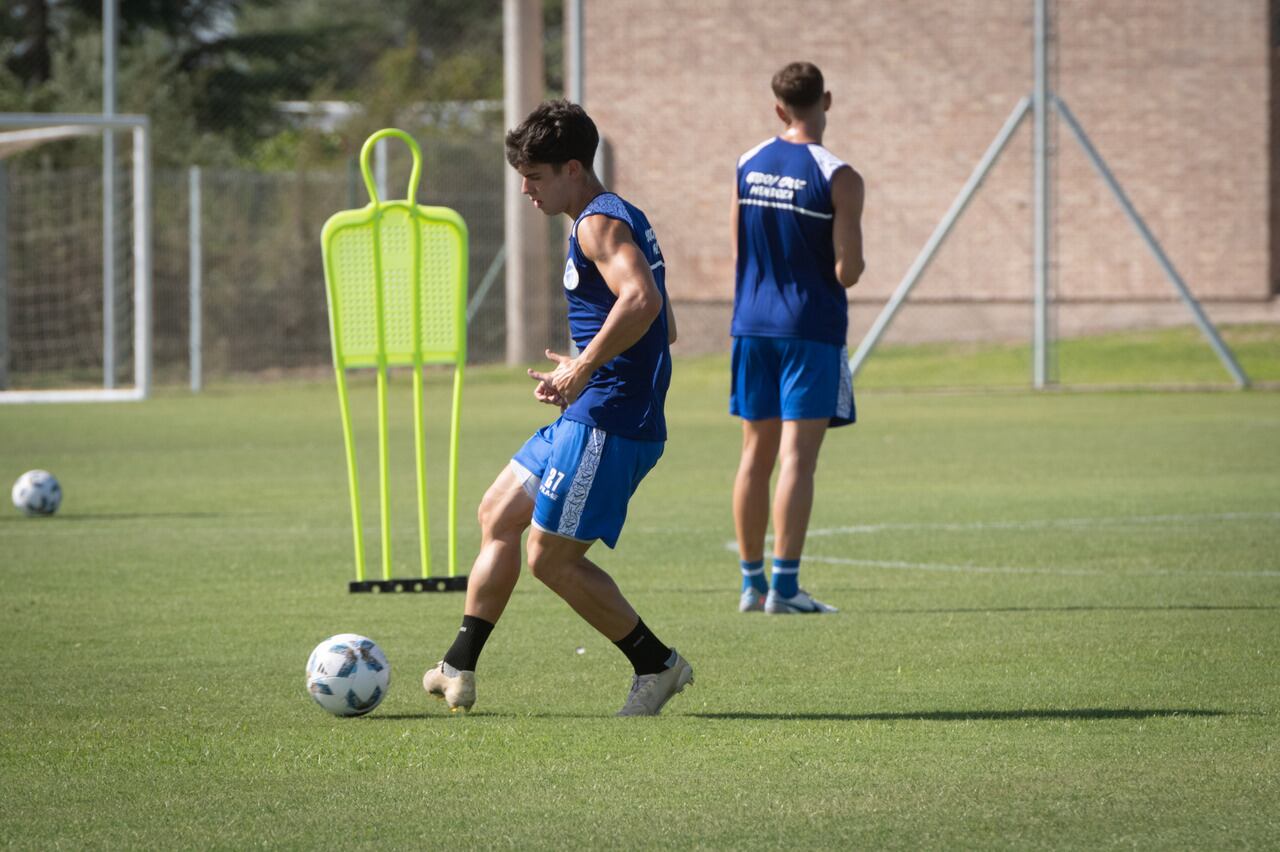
[2,1,55,86]
[1,1,565,168]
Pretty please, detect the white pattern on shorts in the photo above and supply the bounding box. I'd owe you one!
[557,427,605,538]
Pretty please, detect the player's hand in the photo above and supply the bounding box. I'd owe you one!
[533,378,568,410]
[528,349,591,405]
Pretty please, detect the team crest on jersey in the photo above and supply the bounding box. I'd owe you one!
[563,258,580,291]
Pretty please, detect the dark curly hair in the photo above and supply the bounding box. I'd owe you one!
[504,99,600,170]
[771,62,825,110]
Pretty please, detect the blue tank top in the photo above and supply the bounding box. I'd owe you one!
[562,192,671,442]
[732,137,850,346]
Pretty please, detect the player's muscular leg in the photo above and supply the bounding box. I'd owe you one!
[464,467,534,624]
[773,418,828,560]
[526,529,639,640]
[734,418,782,562]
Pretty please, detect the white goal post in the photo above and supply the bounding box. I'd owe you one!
[0,113,151,403]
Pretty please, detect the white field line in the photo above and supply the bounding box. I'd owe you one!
[803,512,1280,538]
[720,511,1280,578]
[803,554,1106,576]
[800,553,1280,579]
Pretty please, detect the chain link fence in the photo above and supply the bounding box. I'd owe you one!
[0,133,136,390]
[1,126,523,390]
[6,3,1270,392]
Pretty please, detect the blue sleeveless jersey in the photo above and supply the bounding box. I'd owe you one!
[562,192,671,442]
[732,137,850,346]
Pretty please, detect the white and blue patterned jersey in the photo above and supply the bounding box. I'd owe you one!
[562,192,671,442]
[732,137,850,346]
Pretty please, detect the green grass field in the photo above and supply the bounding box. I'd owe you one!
[855,324,1280,389]
[2,342,1279,849]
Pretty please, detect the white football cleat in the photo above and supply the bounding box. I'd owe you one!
[422,661,476,713]
[616,651,694,717]
[739,588,766,612]
[765,588,838,614]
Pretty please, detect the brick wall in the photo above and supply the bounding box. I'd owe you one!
[584,0,1276,348]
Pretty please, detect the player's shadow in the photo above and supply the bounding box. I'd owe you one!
[691,708,1232,722]
[366,708,1233,722]
[7,512,224,521]
[364,712,628,720]
[871,605,1279,614]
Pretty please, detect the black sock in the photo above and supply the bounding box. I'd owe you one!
[613,618,672,676]
[442,615,495,672]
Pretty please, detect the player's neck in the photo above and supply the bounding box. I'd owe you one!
[780,123,823,145]
[565,175,608,220]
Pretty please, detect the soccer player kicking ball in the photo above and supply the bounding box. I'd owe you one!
[423,100,692,716]
[731,62,866,614]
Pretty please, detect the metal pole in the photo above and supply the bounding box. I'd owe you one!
[0,162,8,390]
[1032,0,1050,388]
[133,125,151,398]
[566,0,584,105]
[849,97,1031,377]
[1052,97,1249,388]
[503,0,550,365]
[595,135,612,187]
[102,0,117,388]
[0,114,149,128]
[466,244,507,324]
[189,166,202,392]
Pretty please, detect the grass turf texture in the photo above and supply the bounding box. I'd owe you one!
[2,342,1278,848]
[855,323,1280,389]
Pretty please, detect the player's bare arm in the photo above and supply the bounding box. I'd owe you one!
[528,215,664,403]
[831,166,865,288]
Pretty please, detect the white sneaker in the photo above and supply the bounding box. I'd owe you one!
[616,651,694,717]
[422,661,476,712]
[765,588,838,614]
[739,589,766,612]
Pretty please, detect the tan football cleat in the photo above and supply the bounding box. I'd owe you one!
[616,651,694,717]
[422,661,476,713]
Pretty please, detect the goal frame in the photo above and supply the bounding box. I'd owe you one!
[0,113,152,403]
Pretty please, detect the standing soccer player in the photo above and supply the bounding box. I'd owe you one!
[423,100,693,716]
[731,61,865,614]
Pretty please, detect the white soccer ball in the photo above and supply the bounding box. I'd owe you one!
[305,633,390,717]
[12,470,61,516]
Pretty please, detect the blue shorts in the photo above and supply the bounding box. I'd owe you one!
[510,417,664,549]
[730,336,856,426]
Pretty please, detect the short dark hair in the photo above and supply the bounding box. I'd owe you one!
[771,62,825,109]
[504,99,599,170]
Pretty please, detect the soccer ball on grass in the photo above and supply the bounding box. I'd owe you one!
[305,633,390,717]
[12,470,61,516]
